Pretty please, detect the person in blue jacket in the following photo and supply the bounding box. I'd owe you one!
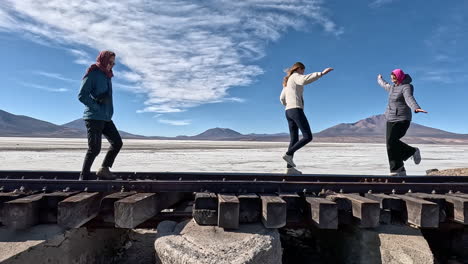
[78,51,122,180]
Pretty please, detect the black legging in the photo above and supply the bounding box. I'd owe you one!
[81,120,123,177]
[285,108,313,168]
[386,121,416,172]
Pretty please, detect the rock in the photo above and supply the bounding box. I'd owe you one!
[426,168,468,176]
[154,220,282,264]
[341,225,434,264]
[0,225,128,264]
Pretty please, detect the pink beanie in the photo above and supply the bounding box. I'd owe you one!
[391,69,406,84]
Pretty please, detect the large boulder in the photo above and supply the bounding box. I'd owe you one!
[154,220,282,264]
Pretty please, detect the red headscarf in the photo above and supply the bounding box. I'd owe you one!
[83,51,115,79]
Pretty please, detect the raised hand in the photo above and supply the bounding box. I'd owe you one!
[322,68,334,75]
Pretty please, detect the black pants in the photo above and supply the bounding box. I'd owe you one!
[81,120,123,176]
[285,108,313,168]
[386,121,416,172]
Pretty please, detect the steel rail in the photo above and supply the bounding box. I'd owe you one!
[0,179,467,194]
[0,170,465,183]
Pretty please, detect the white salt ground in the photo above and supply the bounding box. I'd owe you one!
[0,137,466,176]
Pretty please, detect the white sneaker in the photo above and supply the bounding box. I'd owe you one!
[389,166,406,176]
[286,167,302,175]
[412,148,421,165]
[282,154,296,167]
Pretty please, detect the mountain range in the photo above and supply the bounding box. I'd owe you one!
[1,109,467,144]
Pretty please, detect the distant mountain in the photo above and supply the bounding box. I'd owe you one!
[0,109,83,137]
[1,109,467,144]
[189,128,243,140]
[315,114,468,144]
[62,119,146,139]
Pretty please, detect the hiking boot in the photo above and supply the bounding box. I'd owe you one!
[286,167,302,175]
[282,154,296,167]
[412,148,421,165]
[389,166,406,176]
[96,167,116,180]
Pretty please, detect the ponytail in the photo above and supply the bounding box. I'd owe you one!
[282,62,305,87]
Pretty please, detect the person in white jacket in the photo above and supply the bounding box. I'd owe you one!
[280,62,333,175]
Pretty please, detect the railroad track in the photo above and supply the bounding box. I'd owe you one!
[0,170,467,231]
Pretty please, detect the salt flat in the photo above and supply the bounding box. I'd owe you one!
[0,137,466,176]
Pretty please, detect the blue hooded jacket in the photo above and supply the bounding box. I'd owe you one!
[78,70,114,121]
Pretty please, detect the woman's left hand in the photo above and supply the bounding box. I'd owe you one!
[415,109,428,113]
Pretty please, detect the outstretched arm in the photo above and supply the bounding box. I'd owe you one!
[377,74,392,92]
[295,67,334,85]
[402,85,428,113]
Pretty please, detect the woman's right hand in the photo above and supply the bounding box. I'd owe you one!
[322,68,334,75]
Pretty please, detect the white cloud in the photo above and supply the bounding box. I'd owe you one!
[158,119,191,126]
[419,9,468,84]
[20,82,69,92]
[0,0,342,113]
[33,71,77,82]
[417,69,468,84]
[369,0,397,8]
[68,49,94,66]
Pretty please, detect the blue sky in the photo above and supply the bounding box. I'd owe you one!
[0,0,467,137]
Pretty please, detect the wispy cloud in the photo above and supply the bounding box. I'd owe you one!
[20,82,68,92]
[158,119,191,126]
[420,7,468,84]
[369,0,398,8]
[33,71,77,82]
[0,1,342,113]
[417,69,468,84]
[68,49,94,66]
